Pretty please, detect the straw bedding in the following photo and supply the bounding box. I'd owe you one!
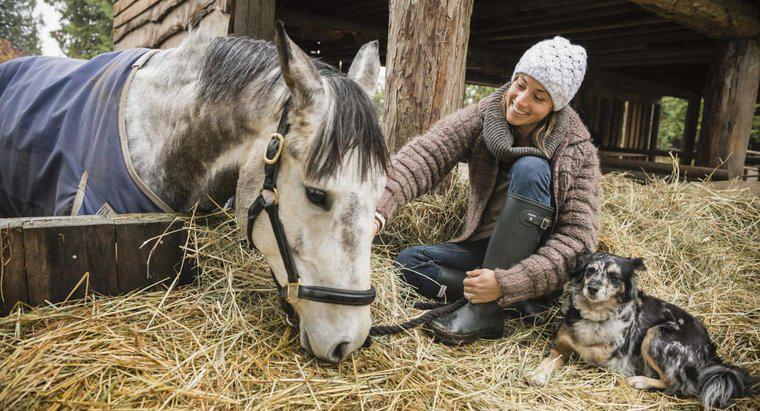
[0,173,758,409]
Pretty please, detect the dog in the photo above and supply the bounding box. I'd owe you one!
[528,251,755,409]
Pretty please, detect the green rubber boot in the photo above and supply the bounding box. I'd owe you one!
[427,193,554,345]
[435,266,466,301]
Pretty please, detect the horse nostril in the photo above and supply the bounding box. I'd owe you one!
[330,341,350,363]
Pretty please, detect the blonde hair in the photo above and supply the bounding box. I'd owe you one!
[501,75,557,157]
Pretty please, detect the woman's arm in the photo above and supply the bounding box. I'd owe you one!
[493,143,602,306]
[375,98,488,227]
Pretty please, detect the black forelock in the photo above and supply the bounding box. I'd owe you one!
[304,63,389,182]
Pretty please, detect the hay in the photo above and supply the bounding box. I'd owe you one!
[0,174,758,409]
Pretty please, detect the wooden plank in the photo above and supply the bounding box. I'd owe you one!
[0,219,27,315]
[232,0,276,41]
[630,0,759,39]
[115,216,192,293]
[114,0,178,29]
[115,0,221,49]
[114,0,144,18]
[601,157,730,180]
[22,216,118,305]
[114,0,216,44]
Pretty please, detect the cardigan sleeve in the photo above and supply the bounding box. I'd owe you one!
[493,142,602,306]
[375,99,487,223]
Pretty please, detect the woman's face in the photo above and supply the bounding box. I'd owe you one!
[505,75,554,133]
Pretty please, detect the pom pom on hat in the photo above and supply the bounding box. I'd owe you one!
[512,36,587,111]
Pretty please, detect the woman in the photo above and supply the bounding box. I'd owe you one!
[374,37,601,345]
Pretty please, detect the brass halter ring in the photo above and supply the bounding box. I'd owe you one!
[263,133,284,164]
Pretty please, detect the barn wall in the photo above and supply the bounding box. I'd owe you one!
[113,0,232,50]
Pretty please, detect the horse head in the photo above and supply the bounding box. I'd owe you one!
[236,24,388,363]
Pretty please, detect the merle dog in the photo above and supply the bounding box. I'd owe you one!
[528,251,755,409]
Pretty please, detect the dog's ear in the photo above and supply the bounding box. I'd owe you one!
[571,249,595,279]
[622,257,645,302]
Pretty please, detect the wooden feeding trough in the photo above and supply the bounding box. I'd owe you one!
[0,213,196,315]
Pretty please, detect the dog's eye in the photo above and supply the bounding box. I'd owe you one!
[586,266,597,274]
[305,187,330,210]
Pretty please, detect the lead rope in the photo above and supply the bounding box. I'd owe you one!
[362,297,467,347]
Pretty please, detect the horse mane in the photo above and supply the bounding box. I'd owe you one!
[196,35,388,182]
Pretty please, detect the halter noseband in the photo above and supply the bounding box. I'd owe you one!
[246,99,376,322]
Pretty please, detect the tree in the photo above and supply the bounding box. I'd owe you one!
[45,0,113,59]
[0,0,42,55]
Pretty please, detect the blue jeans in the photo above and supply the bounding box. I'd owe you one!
[396,156,552,300]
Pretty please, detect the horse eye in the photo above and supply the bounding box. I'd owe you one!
[305,187,328,208]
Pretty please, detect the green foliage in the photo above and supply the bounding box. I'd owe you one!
[0,0,42,55]
[657,96,688,150]
[45,0,113,59]
[464,84,497,105]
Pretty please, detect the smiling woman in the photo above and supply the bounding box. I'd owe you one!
[375,36,601,346]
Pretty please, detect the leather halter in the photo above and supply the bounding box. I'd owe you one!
[246,99,376,322]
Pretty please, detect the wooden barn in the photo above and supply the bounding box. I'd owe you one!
[112,0,759,182]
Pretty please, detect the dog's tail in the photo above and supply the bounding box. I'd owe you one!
[698,363,754,409]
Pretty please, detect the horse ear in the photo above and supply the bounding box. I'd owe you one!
[348,40,381,96]
[274,21,323,108]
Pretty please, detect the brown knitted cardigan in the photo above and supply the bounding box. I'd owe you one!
[376,91,602,307]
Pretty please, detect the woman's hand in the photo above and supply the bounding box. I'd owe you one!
[372,216,382,236]
[463,269,504,304]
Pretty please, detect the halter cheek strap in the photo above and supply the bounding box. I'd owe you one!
[245,99,376,323]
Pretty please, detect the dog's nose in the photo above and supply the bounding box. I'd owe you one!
[586,284,600,295]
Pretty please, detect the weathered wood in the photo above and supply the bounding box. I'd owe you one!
[114,0,166,28]
[232,0,275,41]
[681,98,701,165]
[383,0,474,152]
[648,103,661,161]
[115,216,192,293]
[115,0,225,49]
[23,216,119,305]
[114,0,217,45]
[113,0,142,18]
[630,0,760,39]
[601,157,729,180]
[695,38,760,178]
[0,220,26,315]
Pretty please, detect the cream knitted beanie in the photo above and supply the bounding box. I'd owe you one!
[512,36,587,111]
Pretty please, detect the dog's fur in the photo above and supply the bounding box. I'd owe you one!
[528,251,755,409]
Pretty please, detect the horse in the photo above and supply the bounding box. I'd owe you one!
[0,24,389,363]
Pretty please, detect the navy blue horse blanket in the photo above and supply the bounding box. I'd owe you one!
[0,49,173,217]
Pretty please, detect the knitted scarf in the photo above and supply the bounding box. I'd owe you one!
[482,83,570,162]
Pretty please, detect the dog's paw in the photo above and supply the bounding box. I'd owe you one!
[527,369,550,386]
[627,375,652,390]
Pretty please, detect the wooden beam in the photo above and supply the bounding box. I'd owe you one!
[600,157,730,180]
[232,0,275,41]
[489,16,667,40]
[681,98,701,165]
[696,38,760,178]
[630,0,760,39]
[588,70,699,100]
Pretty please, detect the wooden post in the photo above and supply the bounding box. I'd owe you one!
[232,0,276,41]
[681,98,701,165]
[382,0,474,153]
[695,38,760,178]
[0,220,27,315]
[648,103,661,161]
